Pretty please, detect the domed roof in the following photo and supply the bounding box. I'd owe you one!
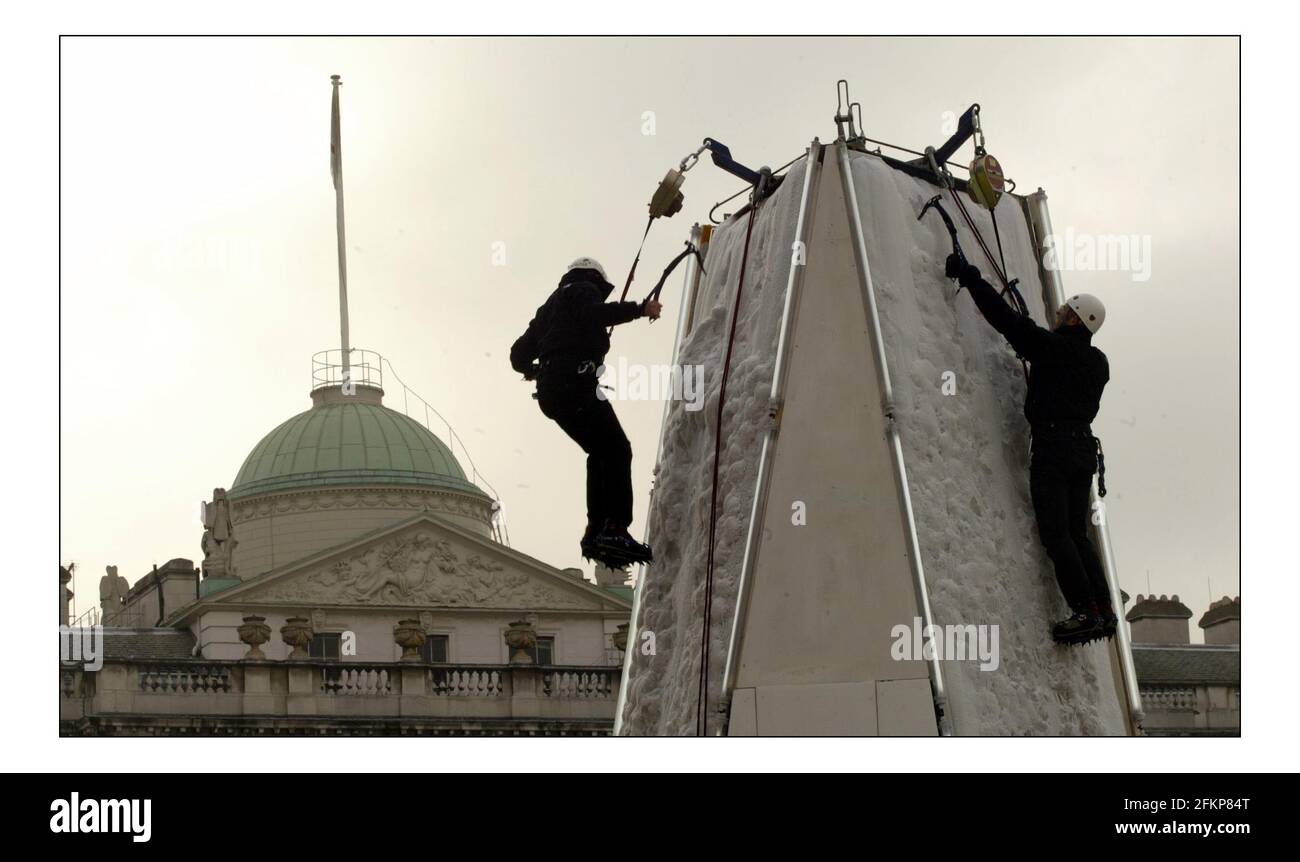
[230,386,487,501]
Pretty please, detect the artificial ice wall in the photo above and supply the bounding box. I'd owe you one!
[619,146,1125,736]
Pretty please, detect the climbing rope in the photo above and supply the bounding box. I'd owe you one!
[935,168,1033,384]
[696,192,762,737]
[608,215,656,335]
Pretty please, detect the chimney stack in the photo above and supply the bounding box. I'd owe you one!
[1198,596,1241,646]
[1125,594,1193,644]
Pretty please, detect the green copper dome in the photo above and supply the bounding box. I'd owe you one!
[230,387,487,501]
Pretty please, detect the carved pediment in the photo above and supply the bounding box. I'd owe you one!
[239,527,598,610]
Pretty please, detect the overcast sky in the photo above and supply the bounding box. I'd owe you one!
[60,36,1238,639]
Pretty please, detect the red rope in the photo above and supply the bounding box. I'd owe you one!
[608,216,655,336]
[696,200,761,737]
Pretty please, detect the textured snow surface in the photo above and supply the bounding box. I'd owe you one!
[618,160,807,736]
[619,152,1124,735]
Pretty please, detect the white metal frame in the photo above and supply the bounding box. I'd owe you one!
[1025,189,1145,733]
[836,142,951,734]
[717,140,824,727]
[613,223,707,735]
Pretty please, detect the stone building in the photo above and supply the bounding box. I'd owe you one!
[1127,594,1240,736]
[60,359,633,736]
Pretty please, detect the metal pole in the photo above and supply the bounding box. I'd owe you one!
[679,225,709,338]
[613,222,706,736]
[837,142,951,735]
[716,141,822,731]
[1025,189,1145,732]
[330,75,351,380]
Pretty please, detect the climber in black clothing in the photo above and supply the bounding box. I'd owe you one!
[510,257,662,567]
[944,253,1114,645]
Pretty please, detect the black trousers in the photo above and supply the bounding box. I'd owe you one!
[1029,434,1110,614]
[537,374,634,532]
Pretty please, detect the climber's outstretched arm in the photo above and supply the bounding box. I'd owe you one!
[948,254,1053,362]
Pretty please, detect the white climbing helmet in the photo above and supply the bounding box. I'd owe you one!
[1065,293,1106,334]
[567,257,607,280]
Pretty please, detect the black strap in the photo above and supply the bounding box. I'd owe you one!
[1094,436,1108,498]
[983,201,1032,384]
[989,207,1031,318]
[990,205,1012,297]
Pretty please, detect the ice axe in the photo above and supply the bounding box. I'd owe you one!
[642,240,707,322]
[918,195,965,262]
[918,194,970,289]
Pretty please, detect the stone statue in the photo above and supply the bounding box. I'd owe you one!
[201,488,238,579]
[99,565,129,622]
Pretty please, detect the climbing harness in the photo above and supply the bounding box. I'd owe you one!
[697,169,770,737]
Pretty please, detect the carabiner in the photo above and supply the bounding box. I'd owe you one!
[972,107,987,156]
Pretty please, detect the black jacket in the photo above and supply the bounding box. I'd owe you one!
[510,268,644,379]
[956,262,1108,429]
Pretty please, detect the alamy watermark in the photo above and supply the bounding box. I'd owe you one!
[50,793,151,842]
[59,625,103,672]
[891,617,1000,672]
[596,358,705,411]
[1042,227,1151,282]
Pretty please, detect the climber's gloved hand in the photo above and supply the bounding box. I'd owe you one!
[642,299,663,320]
[944,253,981,285]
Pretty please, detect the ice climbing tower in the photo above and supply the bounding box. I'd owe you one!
[617,128,1141,737]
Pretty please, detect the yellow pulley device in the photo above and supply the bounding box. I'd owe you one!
[965,107,1004,210]
[648,168,686,219]
[967,152,1005,210]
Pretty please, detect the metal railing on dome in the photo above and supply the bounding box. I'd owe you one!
[311,348,510,546]
[312,349,385,392]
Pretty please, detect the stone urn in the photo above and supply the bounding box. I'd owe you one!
[504,619,538,665]
[393,619,427,662]
[613,623,629,653]
[238,614,272,660]
[280,616,314,660]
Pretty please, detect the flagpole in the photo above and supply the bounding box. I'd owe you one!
[330,74,351,381]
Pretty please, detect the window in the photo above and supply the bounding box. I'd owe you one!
[420,635,449,664]
[311,633,344,693]
[524,636,555,666]
[309,633,341,661]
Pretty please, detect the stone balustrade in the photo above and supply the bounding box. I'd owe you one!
[1140,686,1198,713]
[59,657,621,735]
[138,663,234,694]
[431,666,505,697]
[543,668,616,699]
[322,665,395,696]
